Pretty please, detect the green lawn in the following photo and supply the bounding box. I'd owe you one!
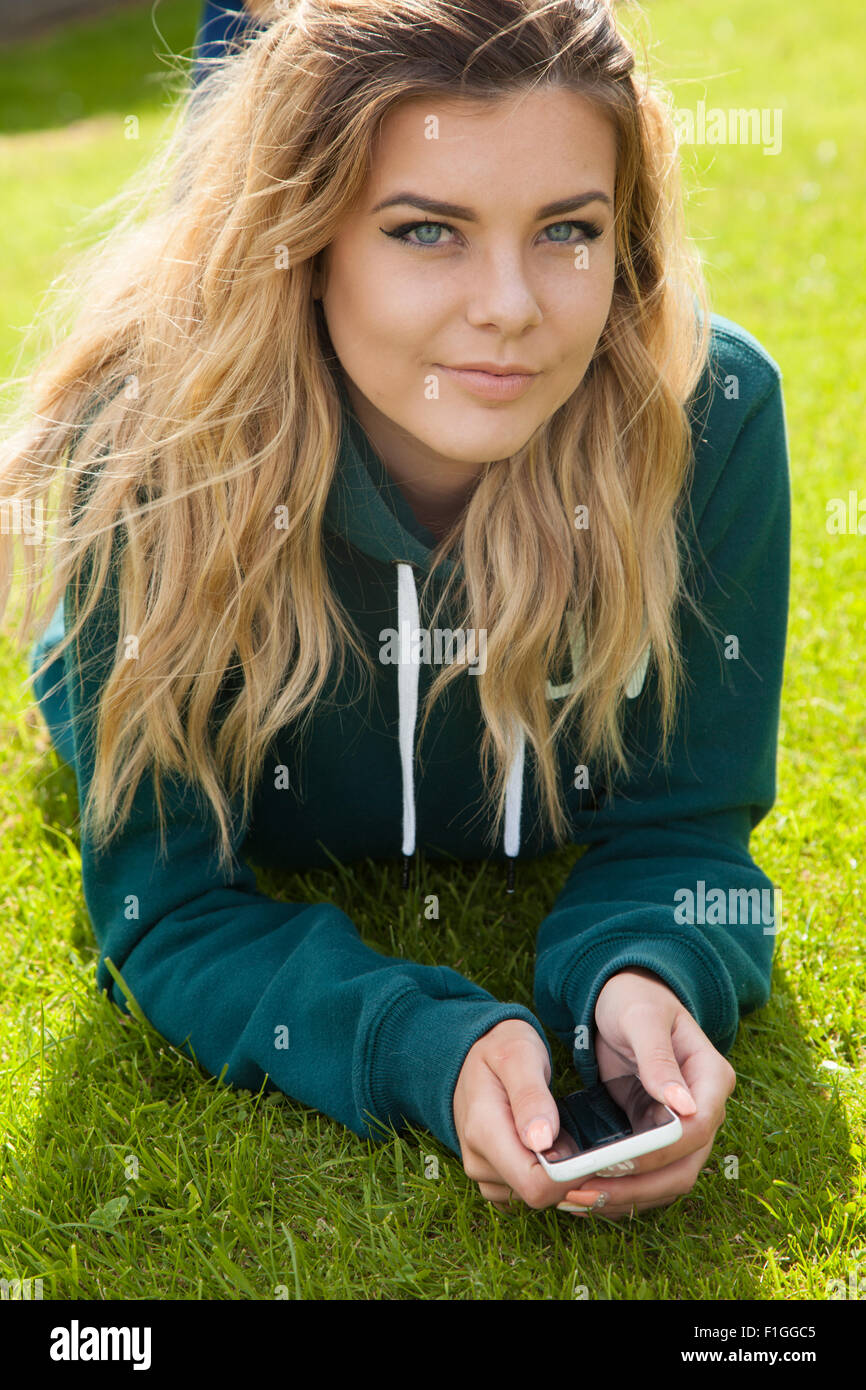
[0,0,863,1301]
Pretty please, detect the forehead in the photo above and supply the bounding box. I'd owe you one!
[368,88,617,191]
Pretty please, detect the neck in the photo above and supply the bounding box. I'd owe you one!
[343,377,483,541]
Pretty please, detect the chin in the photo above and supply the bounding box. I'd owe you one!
[421,436,522,467]
[425,416,539,460]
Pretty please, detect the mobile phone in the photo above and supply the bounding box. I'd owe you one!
[534,1072,682,1184]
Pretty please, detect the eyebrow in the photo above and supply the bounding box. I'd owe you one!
[370,190,613,220]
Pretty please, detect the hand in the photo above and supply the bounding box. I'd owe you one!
[453,1018,575,1211]
[558,967,736,1219]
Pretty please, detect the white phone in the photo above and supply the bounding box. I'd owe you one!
[534,1072,682,1185]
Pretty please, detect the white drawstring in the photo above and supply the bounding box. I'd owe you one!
[549,611,651,701]
[503,719,526,859]
[396,562,421,859]
[394,564,650,887]
[395,562,526,883]
[625,630,652,698]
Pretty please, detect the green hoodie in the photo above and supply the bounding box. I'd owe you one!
[29,311,790,1157]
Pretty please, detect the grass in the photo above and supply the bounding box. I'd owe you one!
[1,0,864,1300]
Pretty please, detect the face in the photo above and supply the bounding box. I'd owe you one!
[315,87,617,480]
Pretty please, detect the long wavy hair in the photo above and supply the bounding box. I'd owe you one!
[1,0,714,876]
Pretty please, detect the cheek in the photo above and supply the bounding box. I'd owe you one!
[334,269,437,359]
[374,277,447,344]
[554,260,615,341]
[573,246,616,304]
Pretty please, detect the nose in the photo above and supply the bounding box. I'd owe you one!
[464,249,543,335]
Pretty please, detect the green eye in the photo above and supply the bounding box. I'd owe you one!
[383,219,603,248]
[543,221,604,243]
[384,220,455,247]
[410,222,449,245]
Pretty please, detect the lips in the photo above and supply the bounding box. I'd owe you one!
[435,363,539,402]
[448,363,538,376]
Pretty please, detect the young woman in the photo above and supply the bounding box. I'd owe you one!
[3,0,790,1220]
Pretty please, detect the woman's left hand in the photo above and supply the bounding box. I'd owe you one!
[559,966,736,1219]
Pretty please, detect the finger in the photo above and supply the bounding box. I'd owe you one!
[621,1005,697,1118]
[674,1011,737,1100]
[561,1138,714,1210]
[460,1099,554,1191]
[463,1152,518,1189]
[582,1054,733,1183]
[560,1195,680,1220]
[484,1030,560,1154]
[477,1181,515,1208]
[579,1019,735,1185]
[463,1090,569,1210]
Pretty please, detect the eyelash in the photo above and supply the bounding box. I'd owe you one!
[382,218,604,249]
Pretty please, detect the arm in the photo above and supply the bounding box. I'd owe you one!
[64,532,552,1160]
[534,359,791,1086]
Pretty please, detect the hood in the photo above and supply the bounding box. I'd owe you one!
[322,368,652,893]
[323,368,531,893]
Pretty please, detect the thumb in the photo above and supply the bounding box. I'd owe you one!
[520,1098,561,1155]
[495,1045,561,1152]
[629,1022,697,1118]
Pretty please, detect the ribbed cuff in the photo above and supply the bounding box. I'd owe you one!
[364,990,553,1157]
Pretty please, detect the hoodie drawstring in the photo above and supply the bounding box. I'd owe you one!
[394,562,651,897]
[396,562,422,888]
[396,562,525,895]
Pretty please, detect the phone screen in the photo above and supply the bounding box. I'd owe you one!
[539,1073,676,1166]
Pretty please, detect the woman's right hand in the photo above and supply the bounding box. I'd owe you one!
[452,1018,567,1210]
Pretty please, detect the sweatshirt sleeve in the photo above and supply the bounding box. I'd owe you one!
[64,536,552,1160]
[533,362,791,1086]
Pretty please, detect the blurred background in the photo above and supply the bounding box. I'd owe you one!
[0,1,145,41]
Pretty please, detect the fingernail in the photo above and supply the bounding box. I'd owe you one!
[567,1190,607,1210]
[664,1083,696,1113]
[556,1202,591,1214]
[526,1118,553,1150]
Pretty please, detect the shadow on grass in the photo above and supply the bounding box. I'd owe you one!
[16,743,859,1296]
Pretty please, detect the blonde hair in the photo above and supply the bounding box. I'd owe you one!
[244,0,283,17]
[1,0,713,876]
